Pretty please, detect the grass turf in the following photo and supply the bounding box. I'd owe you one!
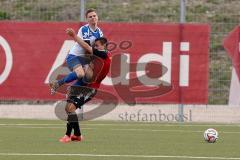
[0,119,240,160]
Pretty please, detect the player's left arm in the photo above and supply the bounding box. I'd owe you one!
[66,28,93,54]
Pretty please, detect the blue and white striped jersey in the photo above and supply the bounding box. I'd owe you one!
[68,24,103,56]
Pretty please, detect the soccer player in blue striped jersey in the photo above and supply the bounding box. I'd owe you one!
[50,8,103,93]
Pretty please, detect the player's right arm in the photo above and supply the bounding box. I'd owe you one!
[66,28,93,54]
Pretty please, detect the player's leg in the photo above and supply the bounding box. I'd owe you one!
[50,55,86,93]
[65,102,77,135]
[67,85,97,141]
[82,64,94,83]
[70,87,97,141]
[59,100,83,143]
[58,65,84,85]
[59,102,76,143]
[66,96,85,141]
[71,61,95,84]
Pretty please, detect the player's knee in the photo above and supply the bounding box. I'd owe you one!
[66,110,79,122]
[74,66,85,78]
[75,69,85,78]
[67,96,84,110]
[84,69,94,82]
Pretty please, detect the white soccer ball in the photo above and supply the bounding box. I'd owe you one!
[204,128,218,143]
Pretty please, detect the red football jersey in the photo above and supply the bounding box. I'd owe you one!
[87,51,111,89]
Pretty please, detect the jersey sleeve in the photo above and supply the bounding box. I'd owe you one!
[77,26,89,40]
[99,28,104,37]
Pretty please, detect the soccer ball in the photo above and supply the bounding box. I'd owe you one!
[204,128,218,143]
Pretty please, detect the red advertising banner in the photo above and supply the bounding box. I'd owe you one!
[223,26,240,80]
[0,21,209,104]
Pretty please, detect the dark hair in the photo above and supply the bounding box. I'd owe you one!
[95,37,108,46]
[85,8,96,18]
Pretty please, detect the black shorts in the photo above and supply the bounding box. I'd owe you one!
[67,86,97,109]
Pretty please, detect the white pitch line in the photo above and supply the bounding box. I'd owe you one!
[0,153,239,160]
[112,128,240,134]
[0,123,63,126]
[0,126,96,129]
[0,123,240,127]
[112,128,202,133]
[1,125,240,134]
[0,125,97,130]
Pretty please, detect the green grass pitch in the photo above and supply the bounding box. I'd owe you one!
[0,119,240,160]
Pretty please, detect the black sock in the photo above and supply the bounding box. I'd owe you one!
[65,114,75,136]
[68,112,81,136]
[65,122,72,136]
[73,122,81,136]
